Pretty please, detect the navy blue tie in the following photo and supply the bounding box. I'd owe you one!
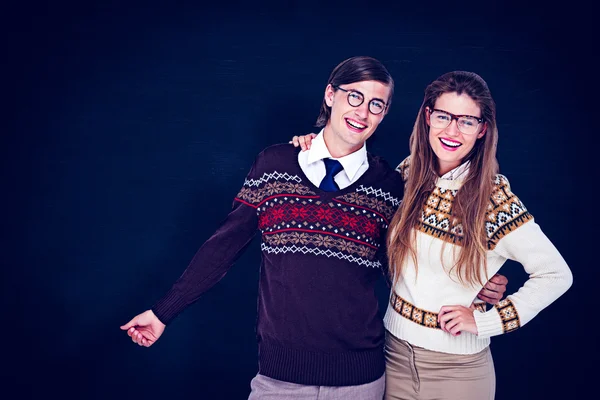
[319,158,343,192]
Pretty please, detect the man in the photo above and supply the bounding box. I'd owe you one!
[121,56,506,399]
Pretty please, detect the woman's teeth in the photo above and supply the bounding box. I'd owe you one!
[440,138,461,147]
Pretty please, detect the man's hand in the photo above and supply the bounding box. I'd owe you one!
[120,310,166,347]
[477,273,508,305]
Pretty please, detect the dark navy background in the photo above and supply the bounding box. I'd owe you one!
[4,1,592,399]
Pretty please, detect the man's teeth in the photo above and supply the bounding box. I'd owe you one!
[440,138,461,147]
[346,119,366,129]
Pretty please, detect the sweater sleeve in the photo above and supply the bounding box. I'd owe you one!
[377,227,392,287]
[382,167,406,287]
[474,176,573,338]
[151,155,262,325]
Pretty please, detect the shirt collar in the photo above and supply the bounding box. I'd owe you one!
[307,129,368,181]
[440,160,471,181]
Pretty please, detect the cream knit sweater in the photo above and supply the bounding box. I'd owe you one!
[383,157,572,355]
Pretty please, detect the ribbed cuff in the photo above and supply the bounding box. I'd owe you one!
[151,288,190,326]
[473,308,503,339]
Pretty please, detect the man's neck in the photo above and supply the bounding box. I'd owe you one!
[322,127,363,158]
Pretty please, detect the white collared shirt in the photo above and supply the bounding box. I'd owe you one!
[297,129,369,189]
[440,161,470,181]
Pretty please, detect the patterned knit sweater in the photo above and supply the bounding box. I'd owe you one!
[152,144,404,386]
[383,156,572,355]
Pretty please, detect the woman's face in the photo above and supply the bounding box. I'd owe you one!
[426,92,486,176]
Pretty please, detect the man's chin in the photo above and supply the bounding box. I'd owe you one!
[343,133,366,144]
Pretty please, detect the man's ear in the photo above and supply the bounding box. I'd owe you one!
[381,104,391,121]
[477,122,487,139]
[325,84,335,107]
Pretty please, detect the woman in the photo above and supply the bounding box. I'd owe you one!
[292,71,572,399]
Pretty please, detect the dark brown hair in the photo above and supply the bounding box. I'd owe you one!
[315,56,394,127]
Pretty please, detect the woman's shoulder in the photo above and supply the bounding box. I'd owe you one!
[486,173,534,247]
[490,173,524,203]
[493,173,510,189]
[489,173,523,206]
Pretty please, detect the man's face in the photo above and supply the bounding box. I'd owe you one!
[323,80,391,156]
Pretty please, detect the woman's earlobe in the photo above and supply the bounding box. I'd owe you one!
[477,123,488,139]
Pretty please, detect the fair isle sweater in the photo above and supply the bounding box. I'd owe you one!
[152,144,403,386]
[383,157,572,355]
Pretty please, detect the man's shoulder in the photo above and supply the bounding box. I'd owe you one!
[252,143,300,168]
[366,152,404,191]
[367,152,394,173]
[258,143,299,158]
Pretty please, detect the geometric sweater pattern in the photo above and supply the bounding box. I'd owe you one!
[152,144,404,386]
[384,156,572,354]
[396,158,533,250]
[236,173,400,269]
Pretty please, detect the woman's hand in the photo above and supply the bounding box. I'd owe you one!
[289,133,317,151]
[438,305,478,336]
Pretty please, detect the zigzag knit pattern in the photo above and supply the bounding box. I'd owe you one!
[236,171,400,268]
[486,175,533,249]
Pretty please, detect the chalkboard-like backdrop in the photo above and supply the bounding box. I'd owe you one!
[4,1,591,399]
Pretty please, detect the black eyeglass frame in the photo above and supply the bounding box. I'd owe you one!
[332,85,387,115]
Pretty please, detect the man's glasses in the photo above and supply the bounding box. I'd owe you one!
[427,108,483,135]
[333,85,387,115]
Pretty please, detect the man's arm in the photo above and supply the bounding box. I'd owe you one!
[121,155,263,346]
[120,198,258,346]
[151,195,259,325]
[477,274,508,304]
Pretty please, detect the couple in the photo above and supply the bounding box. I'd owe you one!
[121,56,572,399]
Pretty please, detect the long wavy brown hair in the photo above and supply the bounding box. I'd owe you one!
[387,71,499,287]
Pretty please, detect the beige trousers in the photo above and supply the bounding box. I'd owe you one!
[248,373,385,400]
[384,332,495,400]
